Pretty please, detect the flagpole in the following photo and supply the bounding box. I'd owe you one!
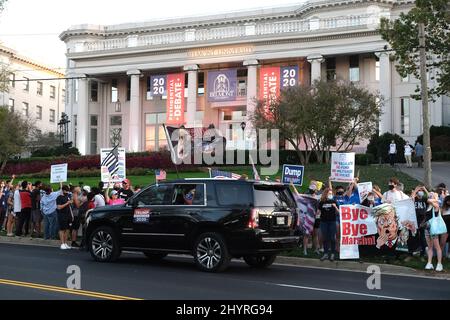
[163,124,180,179]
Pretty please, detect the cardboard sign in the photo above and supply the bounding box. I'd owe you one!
[50,164,68,184]
[330,153,355,183]
[282,164,304,186]
[357,182,373,203]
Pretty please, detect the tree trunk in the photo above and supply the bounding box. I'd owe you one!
[324,150,331,164]
[0,158,8,176]
[315,150,323,164]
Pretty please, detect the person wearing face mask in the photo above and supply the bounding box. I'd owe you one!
[440,195,450,258]
[422,192,443,271]
[411,186,429,257]
[361,191,381,208]
[317,188,339,261]
[307,181,322,255]
[382,177,409,204]
[56,185,74,250]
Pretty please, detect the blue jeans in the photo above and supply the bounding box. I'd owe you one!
[320,221,337,254]
[44,212,58,240]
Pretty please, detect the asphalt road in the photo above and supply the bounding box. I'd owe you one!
[0,243,449,300]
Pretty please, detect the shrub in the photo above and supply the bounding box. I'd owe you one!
[355,153,375,166]
[366,133,407,164]
[432,152,450,161]
[31,146,80,158]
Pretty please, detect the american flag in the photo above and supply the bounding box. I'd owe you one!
[101,146,120,177]
[210,169,241,179]
[294,194,318,235]
[155,169,167,181]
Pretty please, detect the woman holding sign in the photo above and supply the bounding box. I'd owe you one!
[317,189,339,261]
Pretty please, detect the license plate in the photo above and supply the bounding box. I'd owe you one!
[276,217,286,225]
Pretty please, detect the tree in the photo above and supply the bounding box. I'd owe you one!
[251,81,382,164]
[379,0,450,99]
[0,107,35,174]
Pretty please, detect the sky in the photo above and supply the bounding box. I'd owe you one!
[0,0,306,70]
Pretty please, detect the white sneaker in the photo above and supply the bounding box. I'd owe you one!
[60,244,68,250]
[436,264,444,272]
[425,263,434,270]
[64,243,72,249]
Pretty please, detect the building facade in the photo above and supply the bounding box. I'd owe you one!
[60,0,450,155]
[0,44,66,135]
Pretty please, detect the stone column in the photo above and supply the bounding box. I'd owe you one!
[127,70,141,152]
[76,76,89,155]
[243,59,259,150]
[375,51,392,134]
[307,54,325,83]
[183,65,198,127]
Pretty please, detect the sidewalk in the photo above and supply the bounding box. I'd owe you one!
[397,162,450,187]
[1,236,449,279]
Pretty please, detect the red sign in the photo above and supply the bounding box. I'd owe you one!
[259,67,280,116]
[166,73,185,125]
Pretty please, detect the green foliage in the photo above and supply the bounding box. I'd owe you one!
[366,133,407,164]
[416,126,450,151]
[379,0,450,99]
[355,153,376,166]
[31,146,80,158]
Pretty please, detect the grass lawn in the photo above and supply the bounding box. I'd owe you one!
[5,163,421,192]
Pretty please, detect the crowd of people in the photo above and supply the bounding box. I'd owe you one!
[0,177,139,250]
[291,177,450,272]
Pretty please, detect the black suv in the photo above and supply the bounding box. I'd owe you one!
[85,179,299,272]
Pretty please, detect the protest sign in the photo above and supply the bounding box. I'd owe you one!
[330,153,355,183]
[293,195,318,236]
[357,182,373,203]
[50,164,68,184]
[100,147,126,183]
[282,164,304,186]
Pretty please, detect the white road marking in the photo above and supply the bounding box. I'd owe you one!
[269,282,411,300]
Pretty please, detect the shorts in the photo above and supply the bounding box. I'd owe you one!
[424,222,439,239]
[70,215,81,231]
[57,212,72,231]
[314,218,321,229]
[31,209,43,224]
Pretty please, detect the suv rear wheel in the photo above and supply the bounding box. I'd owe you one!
[142,251,168,260]
[243,254,277,268]
[193,232,230,272]
[89,226,121,262]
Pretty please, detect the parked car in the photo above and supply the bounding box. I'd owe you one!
[85,179,299,272]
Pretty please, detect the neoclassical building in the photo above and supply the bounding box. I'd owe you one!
[60,0,450,155]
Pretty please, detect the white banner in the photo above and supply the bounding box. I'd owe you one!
[100,147,126,183]
[331,153,355,183]
[50,164,68,184]
[357,182,373,203]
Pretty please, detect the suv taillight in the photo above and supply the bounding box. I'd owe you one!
[248,208,259,229]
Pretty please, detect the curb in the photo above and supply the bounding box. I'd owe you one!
[1,236,449,279]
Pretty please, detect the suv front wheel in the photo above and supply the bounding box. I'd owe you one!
[243,254,277,268]
[193,232,230,272]
[89,226,121,262]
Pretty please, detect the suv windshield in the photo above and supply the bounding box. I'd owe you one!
[253,185,296,208]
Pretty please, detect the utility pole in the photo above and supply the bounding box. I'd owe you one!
[418,22,432,189]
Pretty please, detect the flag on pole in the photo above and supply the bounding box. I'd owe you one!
[101,145,120,176]
[249,154,260,181]
[210,169,241,179]
[155,169,167,181]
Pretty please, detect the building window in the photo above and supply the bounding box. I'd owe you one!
[74,80,79,103]
[401,98,410,135]
[50,109,56,123]
[73,115,77,147]
[36,105,42,120]
[37,82,43,95]
[8,99,14,112]
[111,79,118,103]
[90,115,98,154]
[90,81,98,102]
[62,89,66,104]
[375,58,380,81]
[110,115,122,147]
[326,58,336,81]
[145,113,167,152]
[23,77,29,91]
[9,73,15,88]
[50,85,56,99]
[237,69,247,97]
[126,78,131,101]
[349,55,360,82]
[198,72,205,96]
[22,102,29,116]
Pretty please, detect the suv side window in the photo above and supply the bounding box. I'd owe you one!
[135,185,172,206]
[215,184,252,206]
[171,184,205,206]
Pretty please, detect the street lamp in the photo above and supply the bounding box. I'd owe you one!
[115,99,121,113]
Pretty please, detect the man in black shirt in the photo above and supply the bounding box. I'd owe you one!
[56,185,73,250]
[31,181,43,237]
[119,179,134,202]
[318,189,339,261]
[412,186,429,257]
